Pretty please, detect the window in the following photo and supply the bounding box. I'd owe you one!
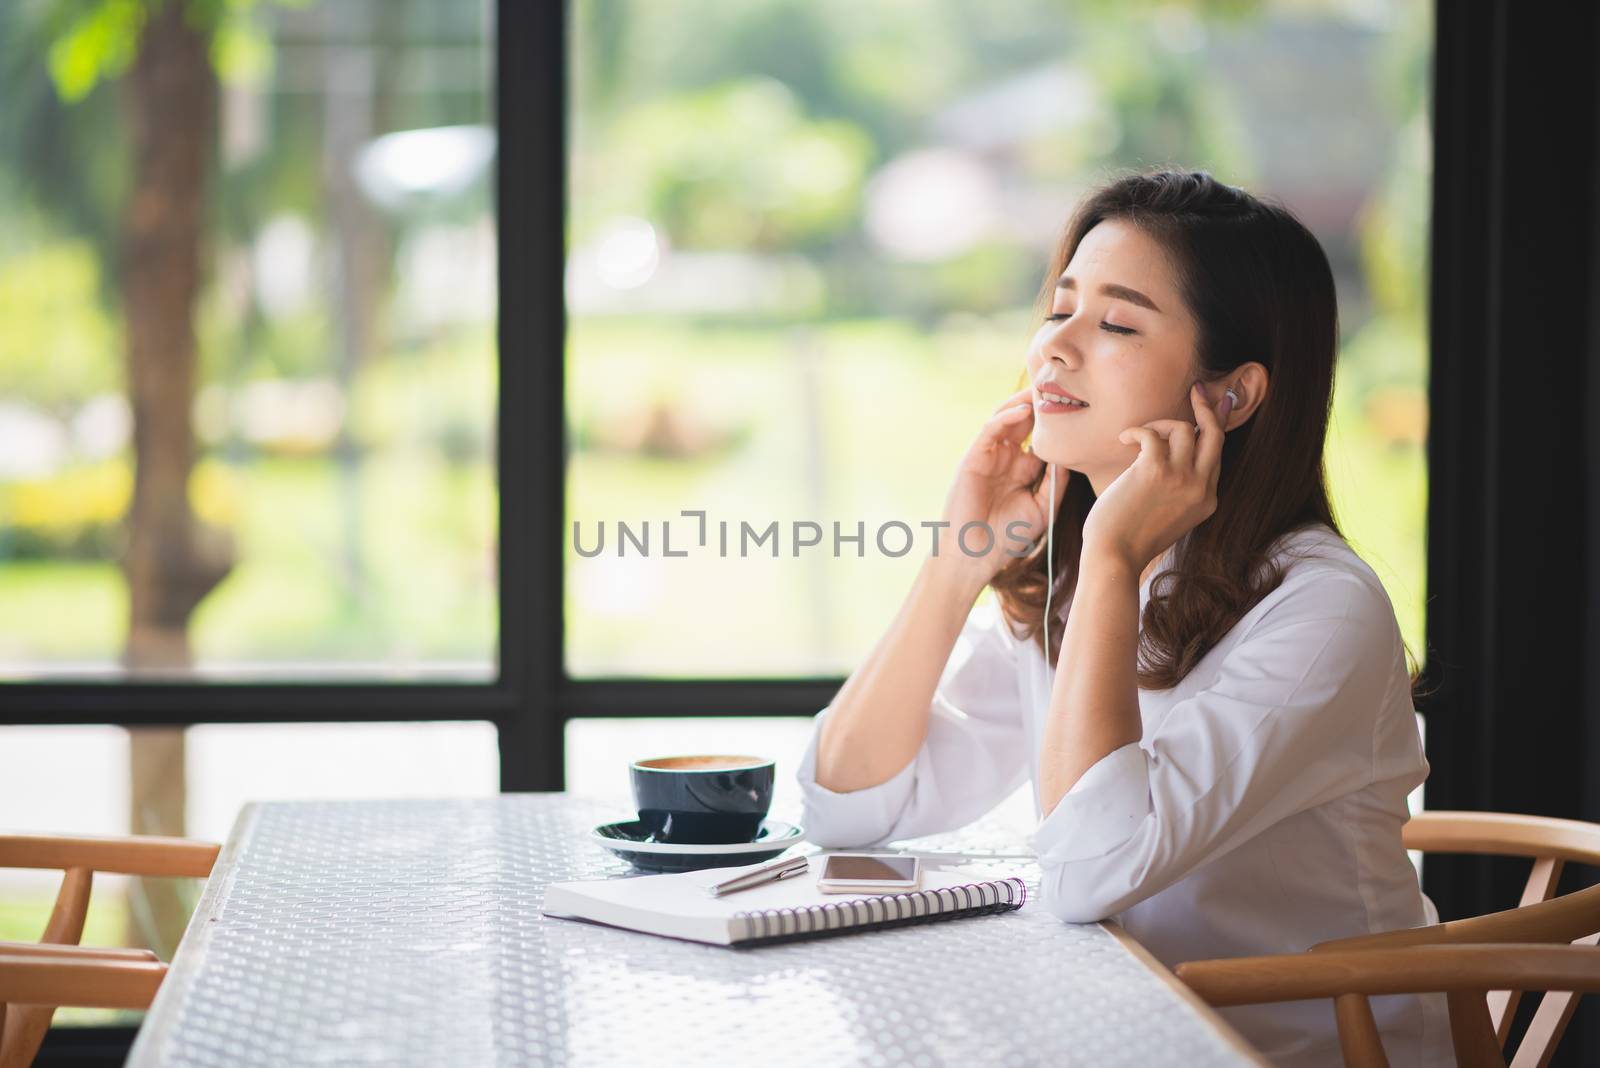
[0,0,506,1020]
[0,0,497,682]
[564,0,1433,681]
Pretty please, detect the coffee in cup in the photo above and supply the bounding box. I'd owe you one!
[630,754,775,844]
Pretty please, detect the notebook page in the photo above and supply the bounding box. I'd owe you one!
[544,853,1008,922]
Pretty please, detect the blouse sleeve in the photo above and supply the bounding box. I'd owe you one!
[794,597,1028,849]
[1030,570,1407,924]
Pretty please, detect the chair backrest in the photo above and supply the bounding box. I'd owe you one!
[0,948,168,1068]
[1177,943,1600,1068]
[1322,811,1600,1064]
[0,834,218,1068]
[1401,810,1600,910]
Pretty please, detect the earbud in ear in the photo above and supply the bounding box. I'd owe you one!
[1218,387,1239,427]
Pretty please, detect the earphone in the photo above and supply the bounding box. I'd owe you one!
[1044,462,1056,661]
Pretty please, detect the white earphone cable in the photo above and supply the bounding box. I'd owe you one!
[1044,463,1055,664]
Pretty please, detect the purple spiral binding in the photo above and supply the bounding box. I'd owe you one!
[729,875,1027,947]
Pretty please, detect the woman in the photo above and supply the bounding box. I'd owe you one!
[795,170,1451,1066]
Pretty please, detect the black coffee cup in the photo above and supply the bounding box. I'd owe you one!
[630,754,775,844]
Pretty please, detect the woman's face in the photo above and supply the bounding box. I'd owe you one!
[1026,218,1200,495]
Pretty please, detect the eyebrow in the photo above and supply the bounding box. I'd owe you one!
[1056,276,1163,314]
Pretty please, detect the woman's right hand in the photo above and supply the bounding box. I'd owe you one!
[934,385,1069,587]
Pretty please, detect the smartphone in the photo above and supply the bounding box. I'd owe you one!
[816,852,922,894]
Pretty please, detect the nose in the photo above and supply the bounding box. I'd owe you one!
[1042,329,1082,369]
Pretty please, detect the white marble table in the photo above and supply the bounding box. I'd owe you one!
[126,794,1266,1067]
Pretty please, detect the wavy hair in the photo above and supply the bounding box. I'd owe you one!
[989,169,1428,699]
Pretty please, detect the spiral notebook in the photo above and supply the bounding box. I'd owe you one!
[541,853,1027,947]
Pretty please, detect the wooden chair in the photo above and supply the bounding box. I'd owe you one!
[0,834,219,1068]
[1173,811,1600,1067]
[0,944,168,1068]
[1176,942,1600,1068]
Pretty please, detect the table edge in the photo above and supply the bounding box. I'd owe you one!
[125,801,263,1066]
[1098,920,1272,1067]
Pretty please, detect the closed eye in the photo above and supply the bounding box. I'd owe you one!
[1045,312,1136,336]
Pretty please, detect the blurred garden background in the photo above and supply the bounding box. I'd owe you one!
[1,0,497,681]
[1,0,1431,1029]
[564,0,1431,676]
[0,0,1433,681]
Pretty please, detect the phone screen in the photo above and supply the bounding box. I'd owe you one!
[822,854,918,882]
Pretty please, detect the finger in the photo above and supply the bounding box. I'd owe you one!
[1141,418,1197,440]
[983,402,1035,447]
[1189,383,1225,485]
[1140,418,1198,463]
[992,387,1035,414]
[1118,425,1168,466]
[1163,416,1196,469]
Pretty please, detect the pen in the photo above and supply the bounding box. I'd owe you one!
[705,853,811,897]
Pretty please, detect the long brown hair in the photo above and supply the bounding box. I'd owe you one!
[990,169,1428,698]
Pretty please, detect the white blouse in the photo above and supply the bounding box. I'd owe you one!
[795,523,1454,1067]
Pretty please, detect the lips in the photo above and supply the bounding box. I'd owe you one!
[1035,382,1087,406]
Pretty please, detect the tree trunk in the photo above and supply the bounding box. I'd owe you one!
[119,0,232,952]
[127,725,189,957]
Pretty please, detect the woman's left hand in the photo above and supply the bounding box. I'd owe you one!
[1080,381,1230,576]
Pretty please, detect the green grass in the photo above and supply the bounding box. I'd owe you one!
[0,561,125,661]
[564,314,1023,676]
[189,454,496,663]
[0,455,496,670]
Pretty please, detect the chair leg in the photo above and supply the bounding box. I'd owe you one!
[1449,988,1507,1068]
[40,868,92,946]
[1334,993,1391,1068]
[5,868,93,1068]
[0,1003,58,1068]
[1489,856,1566,1044]
[1508,931,1600,1068]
